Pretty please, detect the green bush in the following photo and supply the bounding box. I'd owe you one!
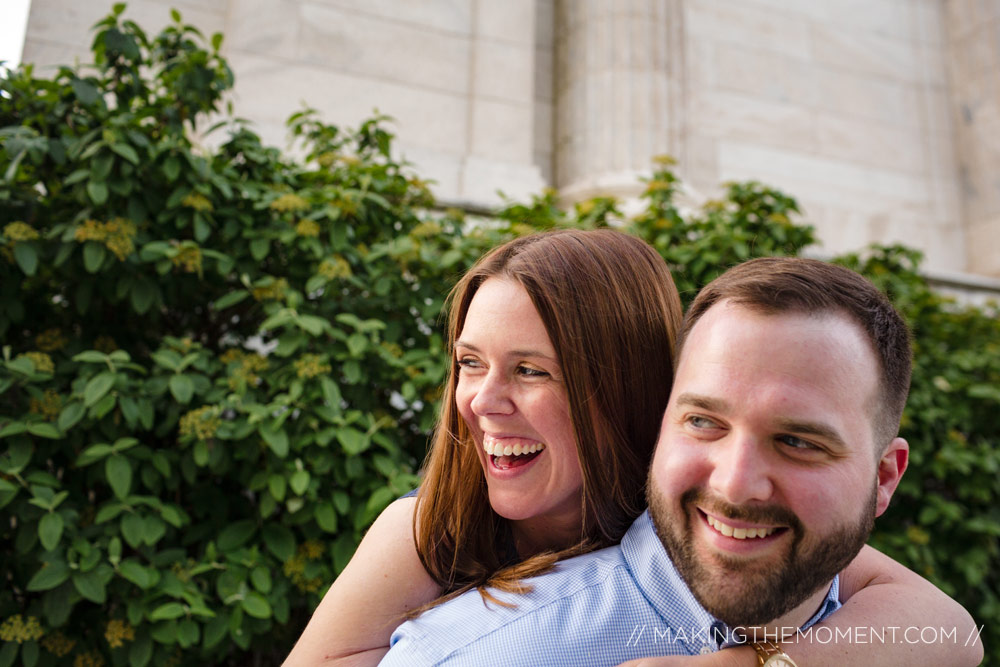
[1,5,996,665]
[0,6,504,664]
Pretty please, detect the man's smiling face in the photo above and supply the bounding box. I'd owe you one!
[648,300,906,628]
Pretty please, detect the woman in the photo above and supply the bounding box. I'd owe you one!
[285,229,980,666]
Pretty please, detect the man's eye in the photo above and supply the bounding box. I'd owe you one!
[517,365,549,378]
[778,435,818,451]
[687,415,717,429]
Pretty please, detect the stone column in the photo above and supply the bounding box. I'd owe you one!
[944,0,1000,277]
[553,0,685,202]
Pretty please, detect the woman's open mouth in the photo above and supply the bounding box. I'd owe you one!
[483,435,546,470]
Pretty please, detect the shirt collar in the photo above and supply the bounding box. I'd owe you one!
[622,510,843,652]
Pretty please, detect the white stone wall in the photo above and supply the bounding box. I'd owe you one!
[18,0,1000,277]
[22,0,545,207]
[944,0,1000,276]
[678,0,966,272]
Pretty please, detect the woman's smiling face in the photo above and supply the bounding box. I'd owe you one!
[455,278,584,547]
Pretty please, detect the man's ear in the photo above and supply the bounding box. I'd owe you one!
[875,437,908,517]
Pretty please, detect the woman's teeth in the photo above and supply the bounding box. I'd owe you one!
[482,437,545,457]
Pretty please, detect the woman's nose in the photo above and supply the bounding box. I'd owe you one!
[469,371,515,416]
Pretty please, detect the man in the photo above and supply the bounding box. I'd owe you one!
[381,257,911,665]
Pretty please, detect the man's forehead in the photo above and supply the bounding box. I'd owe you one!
[679,300,868,365]
[672,302,880,424]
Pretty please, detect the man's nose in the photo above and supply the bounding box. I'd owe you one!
[708,435,775,505]
[469,371,515,416]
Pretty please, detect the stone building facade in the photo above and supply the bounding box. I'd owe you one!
[20,0,1000,278]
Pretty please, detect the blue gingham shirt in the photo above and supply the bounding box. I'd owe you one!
[381,511,841,666]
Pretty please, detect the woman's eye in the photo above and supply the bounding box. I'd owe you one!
[456,358,482,371]
[516,365,549,378]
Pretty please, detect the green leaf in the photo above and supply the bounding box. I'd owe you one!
[193,440,209,466]
[365,486,394,523]
[0,422,27,439]
[290,469,310,495]
[91,152,113,181]
[87,180,109,205]
[202,611,228,649]
[337,427,369,455]
[0,642,17,667]
[268,474,286,502]
[150,349,182,371]
[57,400,87,431]
[13,242,38,276]
[194,214,211,242]
[83,241,106,272]
[106,455,132,499]
[262,523,295,561]
[296,314,327,336]
[260,426,289,458]
[38,513,64,551]
[333,533,357,574]
[121,513,145,548]
[26,422,62,439]
[321,377,342,408]
[27,561,70,591]
[142,515,166,545]
[241,591,271,619]
[72,350,109,363]
[71,77,99,105]
[168,374,194,403]
[21,641,38,667]
[211,32,224,51]
[95,503,127,524]
[84,371,116,406]
[163,155,181,182]
[110,142,140,164]
[250,566,272,594]
[150,602,185,621]
[968,383,1000,402]
[347,332,367,356]
[92,392,116,418]
[72,569,107,603]
[131,279,156,314]
[112,436,139,453]
[77,443,114,466]
[119,559,152,588]
[315,502,337,533]
[109,536,122,561]
[213,290,249,310]
[250,237,269,260]
[41,578,74,626]
[217,519,256,551]
[129,631,153,667]
[161,505,185,528]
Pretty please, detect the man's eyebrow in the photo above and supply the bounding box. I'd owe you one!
[775,418,848,450]
[454,341,557,362]
[675,392,849,450]
[673,392,729,413]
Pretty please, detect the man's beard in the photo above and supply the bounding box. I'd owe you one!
[647,481,876,628]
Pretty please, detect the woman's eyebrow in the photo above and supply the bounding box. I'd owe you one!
[455,341,557,362]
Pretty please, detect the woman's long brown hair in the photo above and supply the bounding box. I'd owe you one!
[412,229,682,610]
